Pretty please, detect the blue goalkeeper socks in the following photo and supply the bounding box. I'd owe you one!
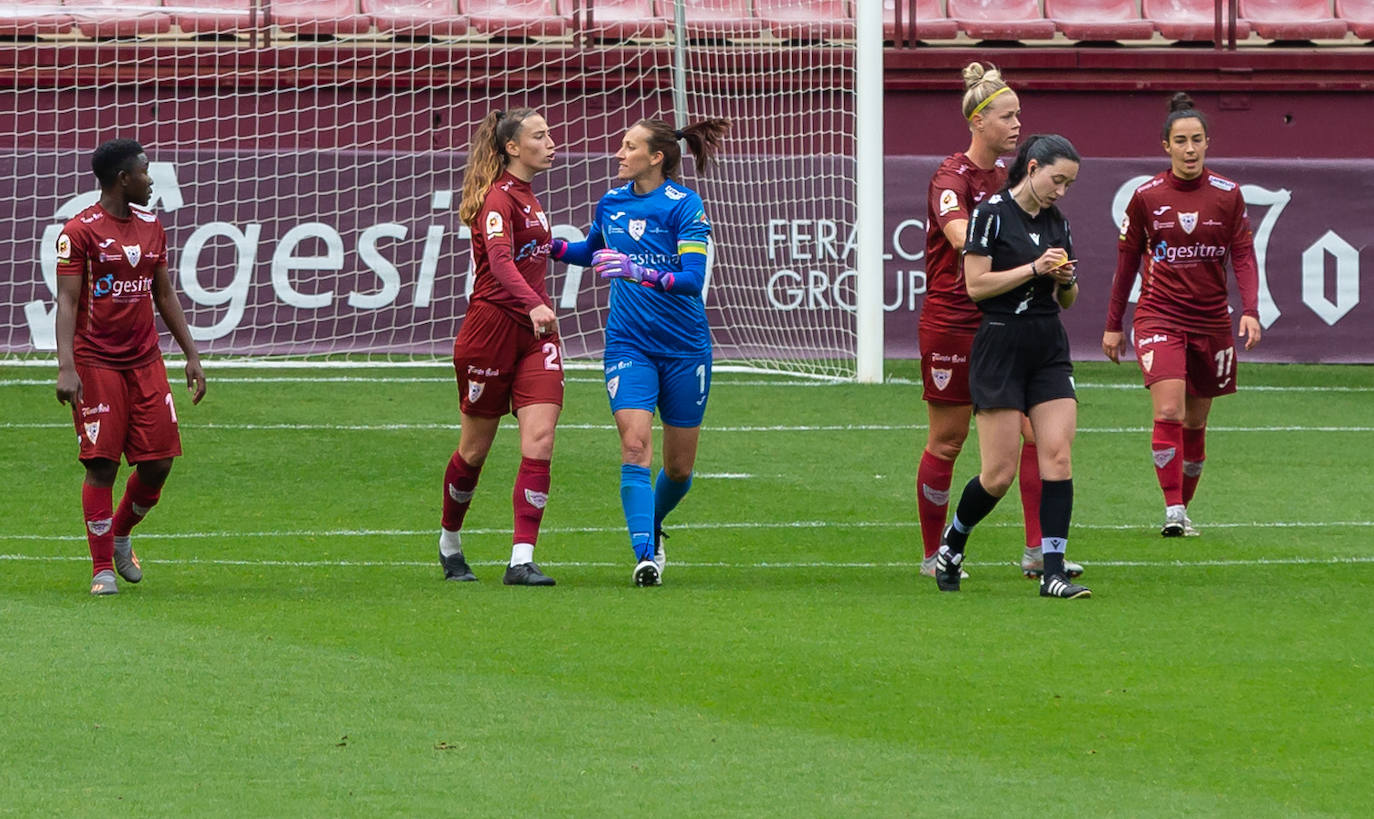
[620,464,655,561]
[653,469,692,532]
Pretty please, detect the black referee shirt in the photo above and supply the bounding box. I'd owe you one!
[963,191,1075,318]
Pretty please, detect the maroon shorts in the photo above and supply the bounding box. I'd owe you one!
[919,325,976,405]
[1133,320,1238,398]
[72,359,182,464]
[453,301,565,418]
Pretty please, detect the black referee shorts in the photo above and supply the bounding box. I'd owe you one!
[969,315,1077,413]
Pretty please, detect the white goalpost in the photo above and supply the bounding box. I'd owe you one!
[1,1,884,381]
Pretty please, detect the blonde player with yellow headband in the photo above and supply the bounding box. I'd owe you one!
[915,62,1085,583]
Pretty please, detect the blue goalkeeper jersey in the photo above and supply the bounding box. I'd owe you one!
[587,179,713,358]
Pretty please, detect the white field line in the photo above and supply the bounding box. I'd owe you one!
[4,374,1374,391]
[3,519,1372,543]
[1,553,1371,570]
[4,421,1373,433]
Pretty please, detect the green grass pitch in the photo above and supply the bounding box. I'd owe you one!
[1,360,1371,816]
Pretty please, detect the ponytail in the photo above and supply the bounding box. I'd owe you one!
[636,117,731,179]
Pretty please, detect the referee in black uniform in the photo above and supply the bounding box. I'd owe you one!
[935,134,1092,599]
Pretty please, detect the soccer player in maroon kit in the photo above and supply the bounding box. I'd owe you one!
[54,139,206,596]
[438,108,562,586]
[1103,93,1262,537]
[916,63,1082,581]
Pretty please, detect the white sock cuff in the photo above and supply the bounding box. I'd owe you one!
[439,528,463,557]
[510,542,534,567]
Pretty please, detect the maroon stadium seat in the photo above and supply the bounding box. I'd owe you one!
[755,0,854,40]
[64,0,173,37]
[170,0,253,36]
[272,0,373,35]
[364,0,468,37]
[461,0,566,37]
[886,0,960,41]
[1048,0,1157,40]
[567,0,667,39]
[1144,0,1251,40]
[1240,0,1349,39]
[947,0,1057,39]
[653,0,765,38]
[1,0,75,36]
[1338,0,1374,37]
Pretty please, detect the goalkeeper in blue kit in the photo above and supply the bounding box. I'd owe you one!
[551,117,730,586]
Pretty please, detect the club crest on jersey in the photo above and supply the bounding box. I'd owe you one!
[122,244,142,267]
[57,233,72,260]
[1178,212,1198,235]
[1141,350,1154,372]
[931,368,952,391]
[84,420,100,444]
[607,375,620,399]
[628,219,647,241]
[535,211,549,231]
[467,381,484,403]
[1029,232,1040,245]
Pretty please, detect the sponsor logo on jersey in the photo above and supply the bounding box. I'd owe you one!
[1204,219,1224,227]
[92,273,115,297]
[938,189,960,217]
[628,219,647,241]
[1217,377,1232,389]
[1152,446,1176,468]
[929,352,967,364]
[485,211,504,238]
[99,238,116,248]
[1136,177,1164,193]
[1208,175,1236,192]
[973,191,986,202]
[122,244,142,267]
[522,205,531,214]
[664,185,687,200]
[1029,232,1040,245]
[1152,240,1227,264]
[84,420,101,445]
[1119,213,1130,239]
[81,403,110,416]
[1152,205,1172,216]
[57,233,72,260]
[693,208,710,225]
[1153,220,1175,230]
[466,365,500,377]
[1178,212,1199,234]
[609,211,625,220]
[80,211,103,224]
[931,368,952,391]
[523,488,548,509]
[987,193,1002,204]
[1138,333,1167,345]
[133,209,156,223]
[606,374,620,399]
[87,516,112,536]
[467,381,484,403]
[1141,350,1154,372]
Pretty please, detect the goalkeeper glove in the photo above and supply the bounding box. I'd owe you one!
[549,238,568,260]
[592,248,674,291]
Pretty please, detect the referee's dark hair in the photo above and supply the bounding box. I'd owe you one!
[1006,134,1080,188]
[91,139,145,188]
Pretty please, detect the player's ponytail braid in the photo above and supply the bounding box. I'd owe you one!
[638,117,731,179]
[458,107,538,225]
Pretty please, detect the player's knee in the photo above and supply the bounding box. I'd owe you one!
[926,436,964,462]
[1155,404,1185,422]
[83,458,118,487]
[620,437,652,467]
[664,462,693,483]
[136,459,173,487]
[1038,449,1073,481]
[520,430,556,461]
[980,464,1017,497]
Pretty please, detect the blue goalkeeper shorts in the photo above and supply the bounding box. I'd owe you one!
[603,344,712,428]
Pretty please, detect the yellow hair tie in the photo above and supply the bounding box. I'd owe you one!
[967,86,1011,121]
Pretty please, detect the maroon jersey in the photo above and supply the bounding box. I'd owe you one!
[468,170,553,326]
[920,152,1007,333]
[55,203,167,369]
[1107,169,1259,335]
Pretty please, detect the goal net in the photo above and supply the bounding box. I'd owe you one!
[1,1,859,379]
